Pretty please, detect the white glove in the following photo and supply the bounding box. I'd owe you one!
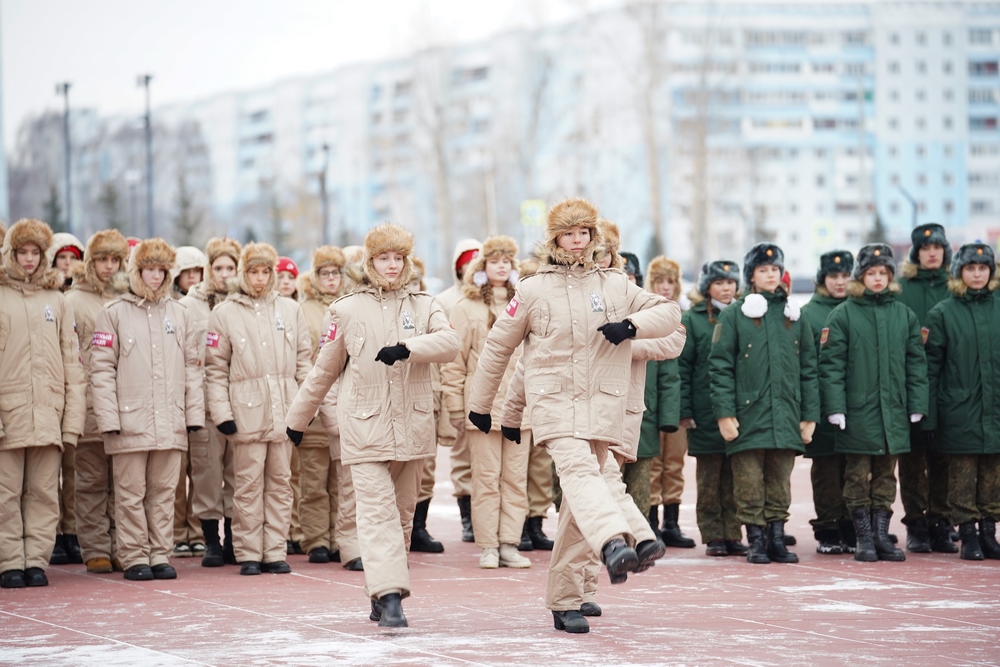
[679,418,696,430]
[828,413,846,430]
[909,413,924,424]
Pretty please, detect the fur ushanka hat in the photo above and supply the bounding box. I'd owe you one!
[1,218,63,286]
[544,198,601,267]
[742,243,784,288]
[697,259,741,297]
[853,243,895,280]
[128,238,176,302]
[951,242,996,282]
[648,256,680,290]
[815,250,854,285]
[238,242,279,297]
[358,223,415,291]
[463,235,519,300]
[908,223,952,267]
[77,229,130,290]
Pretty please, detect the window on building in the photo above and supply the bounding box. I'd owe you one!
[970,29,993,45]
[944,89,954,102]
[969,89,994,103]
[890,201,900,214]
[370,85,382,102]
[890,32,900,45]
[944,172,953,185]
[943,61,953,74]
[944,145,954,157]
[919,201,927,213]
[815,148,827,158]
[970,117,999,130]
[944,32,952,47]
[916,117,927,129]
[889,89,899,102]
[917,145,926,158]
[918,173,927,186]
[970,61,1000,76]
[371,112,382,125]
[916,61,927,74]
[891,173,900,186]
[888,118,899,130]
[971,143,1000,156]
[888,61,900,74]
[816,175,826,186]
[916,90,926,102]
[944,116,953,130]
[944,200,954,214]
[394,80,412,96]
[844,31,868,45]
[916,32,927,46]
[845,63,867,76]
[813,62,835,73]
[888,145,898,157]
[972,200,994,214]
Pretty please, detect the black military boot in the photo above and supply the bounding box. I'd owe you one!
[647,505,661,538]
[979,518,1000,559]
[518,520,534,551]
[63,534,83,564]
[635,538,667,572]
[601,538,638,583]
[200,519,224,567]
[725,539,748,556]
[959,521,984,561]
[905,518,932,553]
[377,593,407,628]
[660,504,695,548]
[930,519,958,553]
[526,516,554,550]
[552,610,589,633]
[851,509,877,562]
[745,525,769,564]
[457,496,474,543]
[838,518,857,554]
[872,510,905,561]
[409,499,444,553]
[814,529,844,555]
[223,517,237,565]
[766,521,799,563]
[50,535,70,565]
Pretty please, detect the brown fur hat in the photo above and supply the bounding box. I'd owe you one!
[0,222,6,248]
[648,256,681,288]
[237,242,278,298]
[462,235,519,300]
[596,219,624,269]
[205,237,242,270]
[356,223,415,291]
[312,245,346,272]
[545,198,602,267]
[128,238,176,302]
[4,218,54,254]
[78,229,129,292]
[299,245,347,302]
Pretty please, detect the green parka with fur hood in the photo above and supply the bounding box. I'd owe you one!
[679,292,730,456]
[923,276,1000,455]
[799,287,845,458]
[818,281,928,456]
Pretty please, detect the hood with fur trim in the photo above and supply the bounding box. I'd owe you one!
[173,245,208,279]
[451,238,483,285]
[237,242,278,298]
[128,238,176,302]
[462,235,519,300]
[298,244,347,304]
[73,229,130,295]
[198,237,242,304]
[1,218,64,289]
[353,223,415,292]
[544,198,601,268]
[47,232,85,267]
[596,219,624,269]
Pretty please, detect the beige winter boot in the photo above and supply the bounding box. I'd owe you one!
[479,547,499,569]
[498,543,531,568]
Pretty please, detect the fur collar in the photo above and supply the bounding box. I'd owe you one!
[846,279,902,298]
[0,250,64,292]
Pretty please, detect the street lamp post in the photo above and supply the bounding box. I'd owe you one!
[137,74,154,237]
[319,143,330,247]
[55,82,72,234]
[898,184,918,228]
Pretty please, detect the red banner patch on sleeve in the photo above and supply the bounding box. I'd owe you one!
[505,298,519,317]
[206,332,220,348]
[327,323,337,342]
[91,332,114,348]
[820,327,829,345]
[921,327,929,345]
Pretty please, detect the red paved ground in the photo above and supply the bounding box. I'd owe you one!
[1,451,998,666]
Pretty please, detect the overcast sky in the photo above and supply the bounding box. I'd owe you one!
[1,0,620,148]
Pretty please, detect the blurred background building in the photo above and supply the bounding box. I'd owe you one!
[6,0,1000,283]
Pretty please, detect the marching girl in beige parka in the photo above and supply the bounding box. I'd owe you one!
[205,242,312,575]
[179,237,241,567]
[442,235,531,570]
[0,219,86,588]
[467,199,681,634]
[90,239,205,581]
[285,223,460,628]
[67,229,131,574]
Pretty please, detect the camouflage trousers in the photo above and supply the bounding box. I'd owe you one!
[809,455,848,532]
[898,439,950,526]
[694,454,741,543]
[843,454,897,513]
[948,454,1000,525]
[730,449,795,527]
[621,457,654,517]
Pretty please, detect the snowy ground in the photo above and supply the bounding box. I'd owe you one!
[1,453,998,667]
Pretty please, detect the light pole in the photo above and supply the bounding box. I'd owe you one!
[137,74,154,237]
[898,184,918,228]
[319,143,330,247]
[55,82,72,234]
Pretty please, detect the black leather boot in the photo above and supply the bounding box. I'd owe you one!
[838,518,858,553]
[660,503,695,548]
[766,521,799,563]
[851,509,877,562]
[223,517,237,565]
[930,519,959,553]
[552,610,589,633]
[457,496,474,543]
[959,521,984,560]
[526,516,554,550]
[745,525,769,564]
[50,535,69,565]
[979,518,1000,559]
[377,593,407,628]
[814,528,844,555]
[872,510,905,561]
[409,499,444,553]
[905,518,932,553]
[63,534,83,564]
[647,505,661,537]
[601,538,638,583]
[201,519,224,567]
[725,539,748,556]
[518,520,534,551]
[635,538,666,572]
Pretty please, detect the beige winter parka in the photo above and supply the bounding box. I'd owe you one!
[285,267,460,466]
[0,223,86,450]
[90,240,204,454]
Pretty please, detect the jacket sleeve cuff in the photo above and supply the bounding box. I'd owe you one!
[62,432,79,447]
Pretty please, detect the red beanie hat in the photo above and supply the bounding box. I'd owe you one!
[55,245,82,260]
[455,249,479,274]
[276,257,299,278]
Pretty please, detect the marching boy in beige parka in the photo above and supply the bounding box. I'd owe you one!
[90,239,205,580]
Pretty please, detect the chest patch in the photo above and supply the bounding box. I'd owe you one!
[92,332,114,348]
[589,292,604,313]
[401,310,414,330]
[505,298,519,317]
[206,332,220,348]
[275,314,285,331]
[820,327,829,346]
[164,316,175,334]
[921,327,929,345]
[44,304,55,322]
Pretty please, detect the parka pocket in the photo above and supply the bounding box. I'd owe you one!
[117,388,148,436]
[0,313,10,351]
[736,389,761,414]
[49,383,65,416]
[347,324,366,358]
[596,381,628,435]
[846,392,867,409]
[0,390,31,434]
[528,382,561,425]
[530,301,550,337]
[120,332,136,357]
[231,385,267,435]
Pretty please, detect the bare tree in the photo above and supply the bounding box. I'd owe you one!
[172,173,202,246]
[98,181,126,232]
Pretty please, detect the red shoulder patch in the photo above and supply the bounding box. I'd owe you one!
[91,332,114,348]
[921,327,929,345]
[505,298,519,317]
[206,332,220,348]
[327,322,337,342]
[820,327,829,346]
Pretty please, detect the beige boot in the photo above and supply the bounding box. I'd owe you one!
[479,547,499,569]
[498,543,531,568]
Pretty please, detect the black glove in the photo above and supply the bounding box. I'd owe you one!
[501,425,521,444]
[920,429,937,449]
[468,411,492,434]
[286,427,304,447]
[187,425,202,433]
[217,421,238,436]
[597,320,636,345]
[375,344,411,365]
[103,430,120,436]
